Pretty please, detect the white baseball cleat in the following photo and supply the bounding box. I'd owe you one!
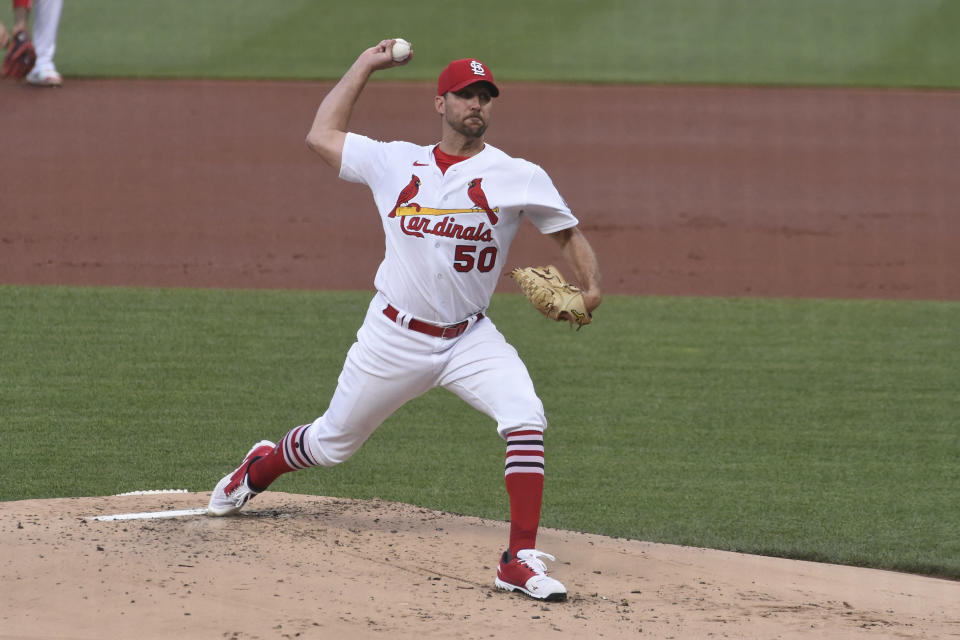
[495,548,568,601]
[207,440,275,516]
[26,67,63,87]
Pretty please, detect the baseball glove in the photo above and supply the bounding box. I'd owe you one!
[510,265,592,329]
[2,30,36,79]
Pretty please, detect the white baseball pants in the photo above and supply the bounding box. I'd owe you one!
[301,292,547,467]
[30,0,62,73]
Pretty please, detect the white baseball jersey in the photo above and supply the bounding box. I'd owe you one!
[340,133,579,324]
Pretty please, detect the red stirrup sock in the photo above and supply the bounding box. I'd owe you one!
[246,423,317,492]
[504,428,545,555]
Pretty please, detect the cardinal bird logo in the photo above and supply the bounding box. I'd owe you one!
[467,178,498,225]
[388,175,421,218]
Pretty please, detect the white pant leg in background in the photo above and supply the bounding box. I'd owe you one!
[32,0,63,73]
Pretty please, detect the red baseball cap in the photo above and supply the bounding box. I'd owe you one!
[437,58,500,97]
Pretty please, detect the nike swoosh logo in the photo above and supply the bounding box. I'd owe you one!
[413,161,428,166]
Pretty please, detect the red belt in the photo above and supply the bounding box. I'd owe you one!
[383,304,483,339]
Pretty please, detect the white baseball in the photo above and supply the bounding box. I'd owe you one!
[391,38,412,62]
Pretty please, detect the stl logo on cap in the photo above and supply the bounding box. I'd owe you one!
[437,58,500,97]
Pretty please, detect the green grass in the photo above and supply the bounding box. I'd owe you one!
[2,285,958,578]
[3,0,960,87]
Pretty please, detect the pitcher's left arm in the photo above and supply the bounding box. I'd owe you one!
[550,226,602,314]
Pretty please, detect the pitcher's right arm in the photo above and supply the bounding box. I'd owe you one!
[306,39,413,171]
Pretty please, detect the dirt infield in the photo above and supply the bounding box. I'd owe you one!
[3,492,959,639]
[2,79,959,299]
[2,78,959,639]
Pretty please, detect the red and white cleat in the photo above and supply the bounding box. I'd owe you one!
[495,548,568,602]
[207,440,275,516]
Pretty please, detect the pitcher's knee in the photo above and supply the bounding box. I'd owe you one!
[498,419,547,441]
[303,416,371,466]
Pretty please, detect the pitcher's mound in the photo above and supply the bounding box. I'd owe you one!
[1,492,956,639]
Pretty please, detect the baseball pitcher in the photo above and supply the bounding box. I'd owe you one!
[208,39,602,603]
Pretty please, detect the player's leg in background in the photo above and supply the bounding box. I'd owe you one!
[23,0,62,85]
[12,0,29,33]
[31,0,61,71]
